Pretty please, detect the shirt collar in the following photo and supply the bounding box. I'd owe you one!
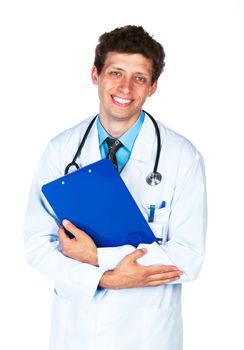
[97,111,145,151]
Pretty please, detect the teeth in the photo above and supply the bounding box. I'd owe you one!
[113,96,132,104]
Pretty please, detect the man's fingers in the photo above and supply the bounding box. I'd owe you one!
[156,265,182,273]
[62,219,84,238]
[58,227,70,243]
[125,250,182,277]
[144,265,182,275]
[145,277,181,287]
[126,248,148,262]
[146,270,182,282]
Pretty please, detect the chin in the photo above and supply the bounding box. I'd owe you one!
[110,108,140,121]
[112,114,135,122]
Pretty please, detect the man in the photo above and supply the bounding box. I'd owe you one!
[24,25,207,350]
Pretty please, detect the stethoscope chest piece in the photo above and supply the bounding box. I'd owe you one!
[146,171,162,186]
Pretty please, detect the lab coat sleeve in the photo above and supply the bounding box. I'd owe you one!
[98,147,207,283]
[24,141,106,301]
[138,151,207,283]
[98,245,135,270]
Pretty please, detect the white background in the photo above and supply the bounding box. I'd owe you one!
[0,0,244,349]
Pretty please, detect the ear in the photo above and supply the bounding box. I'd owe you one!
[91,66,99,85]
[147,80,158,97]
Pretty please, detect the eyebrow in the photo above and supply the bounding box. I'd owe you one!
[110,66,124,71]
[110,66,149,76]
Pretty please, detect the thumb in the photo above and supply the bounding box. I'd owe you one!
[127,248,148,262]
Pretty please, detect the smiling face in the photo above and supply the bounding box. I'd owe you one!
[91,52,157,130]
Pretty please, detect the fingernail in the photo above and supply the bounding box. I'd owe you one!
[62,219,70,226]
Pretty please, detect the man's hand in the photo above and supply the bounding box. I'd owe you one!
[58,220,98,265]
[99,248,182,289]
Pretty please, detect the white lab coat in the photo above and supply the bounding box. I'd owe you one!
[24,115,207,350]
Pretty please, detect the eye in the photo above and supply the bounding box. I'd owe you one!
[110,71,122,78]
[135,76,146,84]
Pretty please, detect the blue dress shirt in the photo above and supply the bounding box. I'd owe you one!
[97,112,145,172]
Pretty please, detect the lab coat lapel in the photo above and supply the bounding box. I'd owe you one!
[80,119,101,166]
[121,115,156,187]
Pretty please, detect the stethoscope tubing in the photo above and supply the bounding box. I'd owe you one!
[64,110,161,180]
[143,110,161,173]
[64,116,96,175]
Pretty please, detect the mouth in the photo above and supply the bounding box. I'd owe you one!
[111,95,133,107]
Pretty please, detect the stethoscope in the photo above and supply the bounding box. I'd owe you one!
[64,110,162,186]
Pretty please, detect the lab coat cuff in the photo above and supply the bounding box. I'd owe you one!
[98,245,135,270]
[71,263,107,301]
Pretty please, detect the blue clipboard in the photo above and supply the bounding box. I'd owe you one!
[41,159,156,248]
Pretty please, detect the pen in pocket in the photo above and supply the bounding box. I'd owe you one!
[160,200,166,208]
[148,201,166,222]
[148,205,156,222]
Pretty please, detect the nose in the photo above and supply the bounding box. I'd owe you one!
[118,76,133,94]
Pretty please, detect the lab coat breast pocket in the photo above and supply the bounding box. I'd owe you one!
[145,207,170,244]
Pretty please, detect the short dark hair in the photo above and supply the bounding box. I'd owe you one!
[94,25,165,84]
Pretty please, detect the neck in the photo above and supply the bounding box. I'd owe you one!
[101,121,129,138]
[99,112,141,138]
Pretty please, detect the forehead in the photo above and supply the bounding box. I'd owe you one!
[103,52,153,75]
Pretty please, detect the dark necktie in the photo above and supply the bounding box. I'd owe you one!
[105,137,123,170]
